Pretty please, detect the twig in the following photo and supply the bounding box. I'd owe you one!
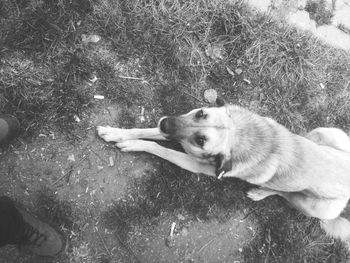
[114,231,142,263]
[198,238,216,253]
[90,149,108,164]
[264,229,271,263]
[264,245,271,263]
[183,90,205,103]
[51,165,74,186]
[242,207,260,220]
[118,75,145,81]
[51,155,88,186]
[95,226,113,259]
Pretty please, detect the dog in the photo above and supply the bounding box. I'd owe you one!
[97,98,350,242]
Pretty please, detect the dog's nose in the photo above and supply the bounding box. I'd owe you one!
[159,116,185,140]
[159,117,170,134]
[159,117,178,135]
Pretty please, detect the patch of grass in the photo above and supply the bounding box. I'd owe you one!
[0,0,96,138]
[3,0,92,53]
[241,21,313,132]
[89,0,339,133]
[91,0,255,116]
[96,62,147,107]
[0,50,96,138]
[243,202,349,262]
[156,83,195,115]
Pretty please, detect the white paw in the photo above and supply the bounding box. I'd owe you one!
[97,126,131,142]
[116,140,156,152]
[247,188,276,201]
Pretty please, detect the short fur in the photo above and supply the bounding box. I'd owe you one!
[97,101,350,242]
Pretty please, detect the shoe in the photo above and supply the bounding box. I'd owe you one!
[0,114,20,146]
[17,208,64,256]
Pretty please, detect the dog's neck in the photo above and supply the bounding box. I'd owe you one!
[226,106,286,183]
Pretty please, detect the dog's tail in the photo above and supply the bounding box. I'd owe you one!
[320,217,350,241]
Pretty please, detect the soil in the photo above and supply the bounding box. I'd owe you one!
[0,101,257,263]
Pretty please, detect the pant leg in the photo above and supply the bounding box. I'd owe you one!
[0,196,26,247]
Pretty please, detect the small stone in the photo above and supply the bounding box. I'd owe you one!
[68,154,75,162]
[94,95,104,100]
[177,214,185,220]
[74,115,81,122]
[109,156,114,167]
[235,68,243,75]
[82,34,101,44]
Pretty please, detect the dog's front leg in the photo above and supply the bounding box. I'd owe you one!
[116,140,216,177]
[97,126,166,142]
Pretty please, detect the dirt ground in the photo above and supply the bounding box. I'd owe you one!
[0,101,257,263]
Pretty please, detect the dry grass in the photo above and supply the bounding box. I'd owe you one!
[0,0,95,138]
[1,0,350,262]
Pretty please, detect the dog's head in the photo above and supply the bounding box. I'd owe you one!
[158,98,234,177]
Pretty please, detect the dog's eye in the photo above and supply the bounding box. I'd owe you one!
[195,109,205,119]
[195,135,206,147]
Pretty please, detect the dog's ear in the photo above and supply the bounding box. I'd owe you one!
[216,97,227,107]
[215,153,232,178]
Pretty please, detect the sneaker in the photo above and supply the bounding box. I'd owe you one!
[0,114,20,146]
[17,208,64,256]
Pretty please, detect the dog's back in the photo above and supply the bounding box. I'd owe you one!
[259,120,350,199]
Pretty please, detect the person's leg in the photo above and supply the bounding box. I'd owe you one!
[0,196,63,256]
[0,196,25,246]
[0,114,20,147]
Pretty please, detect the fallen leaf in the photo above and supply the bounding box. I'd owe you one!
[90,75,98,83]
[205,43,225,60]
[204,89,217,103]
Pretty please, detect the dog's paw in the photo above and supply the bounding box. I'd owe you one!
[116,140,156,152]
[247,188,277,201]
[97,126,130,142]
